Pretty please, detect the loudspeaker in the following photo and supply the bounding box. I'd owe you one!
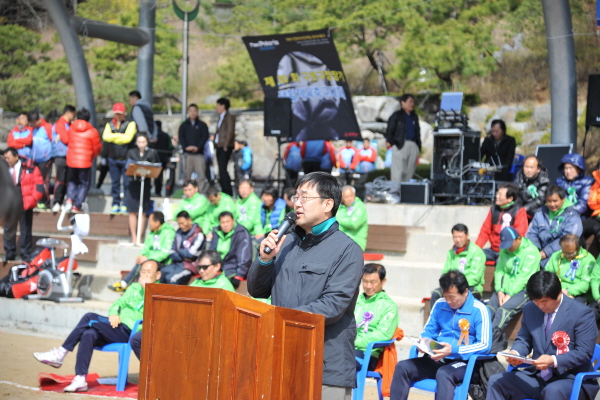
[586,74,600,127]
[264,98,292,137]
[400,182,430,204]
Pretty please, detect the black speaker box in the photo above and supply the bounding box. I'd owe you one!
[264,98,292,137]
[587,74,600,127]
[400,182,430,204]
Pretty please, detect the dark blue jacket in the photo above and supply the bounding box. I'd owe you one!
[556,153,594,216]
[526,204,583,267]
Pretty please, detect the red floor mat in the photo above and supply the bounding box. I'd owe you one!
[39,373,138,398]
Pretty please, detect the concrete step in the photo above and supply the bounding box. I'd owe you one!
[96,243,142,272]
[401,232,453,263]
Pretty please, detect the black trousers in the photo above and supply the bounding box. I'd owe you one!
[3,207,33,261]
[583,218,600,248]
[36,159,53,206]
[53,156,68,205]
[62,312,131,376]
[303,161,321,174]
[216,147,233,196]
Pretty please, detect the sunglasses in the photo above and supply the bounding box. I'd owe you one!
[197,264,214,270]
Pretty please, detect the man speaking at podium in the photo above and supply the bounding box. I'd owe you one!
[248,172,364,400]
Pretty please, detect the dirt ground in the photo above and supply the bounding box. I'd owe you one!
[0,329,432,400]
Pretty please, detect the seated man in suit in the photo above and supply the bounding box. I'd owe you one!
[189,250,235,291]
[488,227,541,330]
[487,270,599,400]
[35,260,160,392]
[430,223,486,306]
[355,263,399,371]
[390,271,492,400]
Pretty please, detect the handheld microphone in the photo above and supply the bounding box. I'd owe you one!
[264,212,297,255]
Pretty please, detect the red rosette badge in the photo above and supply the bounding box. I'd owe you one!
[551,331,570,355]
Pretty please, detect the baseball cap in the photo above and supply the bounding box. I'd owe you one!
[112,103,126,114]
[499,227,520,249]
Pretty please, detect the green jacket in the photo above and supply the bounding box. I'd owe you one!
[236,193,263,236]
[206,193,236,233]
[495,237,541,296]
[190,273,235,292]
[545,248,595,298]
[173,193,209,229]
[354,291,399,358]
[337,198,368,251]
[108,282,146,331]
[139,222,176,265]
[442,242,486,293]
[590,256,600,301]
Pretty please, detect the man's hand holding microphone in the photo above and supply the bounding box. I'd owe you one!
[258,212,297,263]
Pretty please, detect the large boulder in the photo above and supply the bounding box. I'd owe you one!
[484,105,527,131]
[533,104,551,130]
[509,121,532,132]
[353,96,400,123]
[469,106,494,126]
[521,131,547,147]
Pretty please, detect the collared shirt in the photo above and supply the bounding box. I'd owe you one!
[8,160,22,185]
[216,111,226,144]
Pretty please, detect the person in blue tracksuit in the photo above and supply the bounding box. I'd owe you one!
[390,270,492,400]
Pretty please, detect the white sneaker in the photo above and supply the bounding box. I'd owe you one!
[33,347,64,368]
[51,203,61,213]
[64,375,88,392]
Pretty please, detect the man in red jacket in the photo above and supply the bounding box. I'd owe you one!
[60,108,102,212]
[475,183,528,262]
[2,148,44,262]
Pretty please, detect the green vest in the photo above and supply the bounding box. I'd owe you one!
[190,273,235,292]
[206,193,236,233]
[236,193,262,236]
[173,192,209,228]
[354,291,399,358]
[337,198,368,251]
[545,248,595,299]
[495,237,542,296]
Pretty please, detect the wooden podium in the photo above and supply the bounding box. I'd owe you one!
[139,284,325,400]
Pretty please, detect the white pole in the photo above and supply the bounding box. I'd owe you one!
[136,175,145,246]
[181,12,189,120]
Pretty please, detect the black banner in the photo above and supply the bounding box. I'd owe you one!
[243,29,361,141]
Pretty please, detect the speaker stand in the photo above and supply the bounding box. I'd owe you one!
[263,137,293,197]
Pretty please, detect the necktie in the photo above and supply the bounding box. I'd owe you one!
[541,312,554,381]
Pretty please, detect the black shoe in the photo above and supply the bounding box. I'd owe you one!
[1,256,15,263]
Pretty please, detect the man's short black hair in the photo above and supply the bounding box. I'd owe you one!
[207,186,220,197]
[526,270,562,300]
[451,223,469,234]
[63,105,76,114]
[295,172,342,216]
[500,183,519,202]
[560,233,581,252]
[176,210,191,220]
[198,249,222,267]
[261,186,279,199]
[439,270,469,295]
[129,90,142,99]
[238,179,254,188]
[490,119,506,135]
[400,93,415,103]
[363,263,386,280]
[216,97,230,110]
[76,108,91,122]
[219,211,234,220]
[183,179,198,188]
[188,103,198,110]
[29,110,41,122]
[4,147,18,157]
[150,211,165,225]
[140,258,160,272]
[546,185,566,200]
[283,187,295,199]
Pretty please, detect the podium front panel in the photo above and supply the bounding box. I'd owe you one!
[139,285,223,400]
[273,308,324,400]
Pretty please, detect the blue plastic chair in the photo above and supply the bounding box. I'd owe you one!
[354,340,396,400]
[94,319,142,391]
[507,344,600,400]
[408,345,496,400]
[511,154,526,175]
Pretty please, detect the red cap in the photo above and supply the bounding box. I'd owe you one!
[112,103,126,114]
